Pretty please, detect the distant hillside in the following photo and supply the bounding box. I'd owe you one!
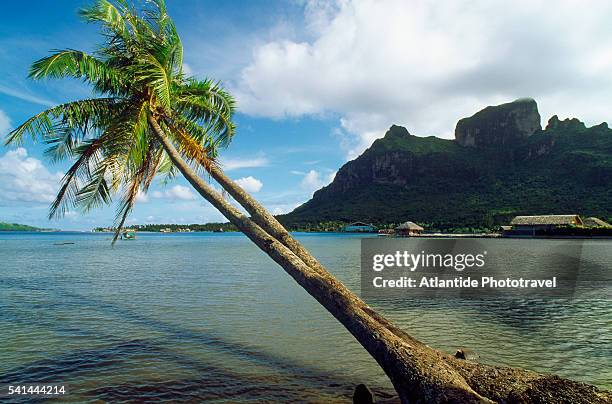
[279,99,612,231]
[0,222,51,231]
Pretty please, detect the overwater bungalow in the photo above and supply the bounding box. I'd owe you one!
[396,221,424,236]
[343,221,375,233]
[504,214,582,236]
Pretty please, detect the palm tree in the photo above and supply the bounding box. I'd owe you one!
[6,1,609,403]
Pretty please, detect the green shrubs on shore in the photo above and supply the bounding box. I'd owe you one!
[0,222,51,231]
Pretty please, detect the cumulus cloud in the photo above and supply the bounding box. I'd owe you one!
[152,185,196,201]
[0,148,63,204]
[300,169,336,193]
[235,0,612,158]
[234,176,263,192]
[166,185,196,200]
[220,156,269,171]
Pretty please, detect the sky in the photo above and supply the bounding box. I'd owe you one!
[1,0,611,230]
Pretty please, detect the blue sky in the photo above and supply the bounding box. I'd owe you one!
[1,0,611,230]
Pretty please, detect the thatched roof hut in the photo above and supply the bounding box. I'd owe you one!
[396,221,424,236]
[510,215,582,226]
[397,221,424,231]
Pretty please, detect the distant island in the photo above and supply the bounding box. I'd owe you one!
[279,98,612,232]
[0,222,55,231]
[93,223,238,233]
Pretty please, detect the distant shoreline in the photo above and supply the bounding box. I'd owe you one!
[7,229,612,240]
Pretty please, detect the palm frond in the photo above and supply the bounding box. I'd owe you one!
[79,0,132,39]
[127,52,171,109]
[163,118,217,171]
[156,152,178,183]
[112,139,156,244]
[43,126,77,163]
[75,162,113,212]
[30,50,126,95]
[6,98,120,146]
[12,0,238,234]
[112,175,143,245]
[175,79,236,146]
[49,138,104,219]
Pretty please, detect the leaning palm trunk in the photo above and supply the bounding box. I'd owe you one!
[206,156,446,343]
[12,1,608,400]
[156,118,612,404]
[207,164,321,267]
[150,116,489,403]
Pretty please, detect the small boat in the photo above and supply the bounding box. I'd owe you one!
[121,229,136,240]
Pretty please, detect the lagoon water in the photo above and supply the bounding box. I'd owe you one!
[1,232,610,402]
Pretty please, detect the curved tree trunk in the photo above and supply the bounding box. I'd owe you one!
[205,161,431,342]
[207,164,325,270]
[151,115,488,402]
[150,116,611,404]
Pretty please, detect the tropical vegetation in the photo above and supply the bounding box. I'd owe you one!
[282,116,612,231]
[0,222,51,231]
[5,1,609,402]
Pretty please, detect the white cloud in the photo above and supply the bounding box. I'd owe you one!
[235,0,612,158]
[166,185,196,200]
[0,109,12,135]
[270,202,303,215]
[152,185,196,201]
[135,189,149,203]
[0,148,63,204]
[234,176,263,193]
[220,156,269,171]
[300,169,336,193]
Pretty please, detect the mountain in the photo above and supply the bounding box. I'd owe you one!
[279,98,612,231]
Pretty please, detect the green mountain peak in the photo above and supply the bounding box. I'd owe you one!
[280,99,612,231]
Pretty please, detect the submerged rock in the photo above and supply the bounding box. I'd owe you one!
[455,348,479,361]
[353,383,375,404]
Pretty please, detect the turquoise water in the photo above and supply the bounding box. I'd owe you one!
[1,232,610,402]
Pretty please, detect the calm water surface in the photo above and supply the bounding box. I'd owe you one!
[1,232,610,402]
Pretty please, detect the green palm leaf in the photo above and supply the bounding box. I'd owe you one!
[5,0,235,236]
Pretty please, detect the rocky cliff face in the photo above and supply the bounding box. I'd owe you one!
[455,98,541,147]
[322,125,465,194]
[281,99,612,229]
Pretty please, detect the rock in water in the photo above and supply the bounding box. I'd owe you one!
[455,98,541,147]
[353,383,375,404]
[455,348,479,361]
